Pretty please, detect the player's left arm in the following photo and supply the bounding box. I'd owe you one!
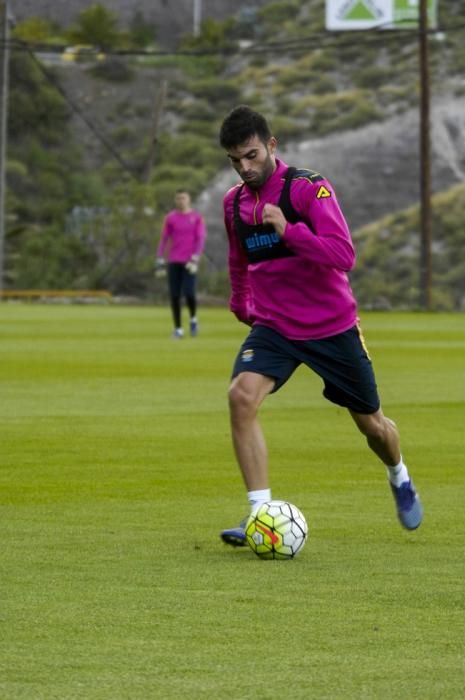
[276,178,356,271]
[194,213,207,256]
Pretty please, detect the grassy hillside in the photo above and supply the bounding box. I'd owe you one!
[6,0,465,307]
[351,182,465,311]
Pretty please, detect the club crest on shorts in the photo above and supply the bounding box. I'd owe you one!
[241,348,254,363]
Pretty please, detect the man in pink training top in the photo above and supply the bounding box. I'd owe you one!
[156,190,207,338]
[219,105,422,545]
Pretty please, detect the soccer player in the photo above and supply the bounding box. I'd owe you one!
[156,190,207,338]
[219,105,422,545]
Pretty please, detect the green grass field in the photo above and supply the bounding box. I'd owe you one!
[1,304,464,699]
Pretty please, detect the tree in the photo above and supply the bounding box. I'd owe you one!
[67,4,119,49]
[129,9,156,49]
[12,17,53,43]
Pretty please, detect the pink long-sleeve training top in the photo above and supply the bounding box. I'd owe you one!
[157,209,206,263]
[223,158,358,340]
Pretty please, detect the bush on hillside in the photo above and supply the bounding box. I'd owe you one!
[66,3,120,50]
[190,77,241,104]
[90,58,135,82]
[351,184,465,310]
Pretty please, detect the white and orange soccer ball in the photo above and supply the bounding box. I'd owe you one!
[245,500,308,560]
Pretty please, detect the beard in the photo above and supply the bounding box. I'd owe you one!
[242,152,275,190]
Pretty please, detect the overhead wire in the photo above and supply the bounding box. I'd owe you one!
[7,18,465,59]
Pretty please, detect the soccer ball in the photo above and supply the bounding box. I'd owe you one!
[245,500,308,560]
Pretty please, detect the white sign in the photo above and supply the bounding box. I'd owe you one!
[326,0,438,30]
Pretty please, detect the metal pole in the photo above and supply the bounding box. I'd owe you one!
[419,0,432,309]
[0,0,10,293]
[193,0,202,37]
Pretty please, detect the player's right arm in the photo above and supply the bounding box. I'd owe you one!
[224,188,254,325]
[156,213,172,260]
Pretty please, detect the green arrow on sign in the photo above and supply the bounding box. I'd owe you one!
[344,1,379,20]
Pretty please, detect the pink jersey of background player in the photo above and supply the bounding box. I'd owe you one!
[157,208,206,263]
[223,157,358,341]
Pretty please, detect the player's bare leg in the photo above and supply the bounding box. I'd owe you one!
[220,372,274,546]
[349,408,400,466]
[349,408,423,530]
[228,372,275,490]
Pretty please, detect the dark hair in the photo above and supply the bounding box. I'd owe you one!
[219,105,272,150]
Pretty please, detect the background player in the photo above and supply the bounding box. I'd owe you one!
[156,190,207,338]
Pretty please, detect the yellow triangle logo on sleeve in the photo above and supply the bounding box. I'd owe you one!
[316,185,331,199]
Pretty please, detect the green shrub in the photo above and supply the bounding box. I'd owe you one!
[258,1,301,27]
[312,75,337,95]
[353,65,400,90]
[334,101,382,130]
[90,58,134,82]
[66,3,120,50]
[190,77,241,104]
[300,90,382,135]
[128,9,157,48]
[150,164,214,210]
[450,44,465,72]
[276,65,311,90]
[249,55,268,69]
[268,116,301,143]
[8,52,69,139]
[111,125,136,145]
[181,100,216,120]
[198,269,230,300]
[12,17,53,42]
[351,183,465,310]
[306,52,338,73]
[157,134,220,170]
[12,225,95,289]
[180,17,236,51]
[183,120,218,138]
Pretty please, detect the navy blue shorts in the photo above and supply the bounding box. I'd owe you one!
[232,324,380,415]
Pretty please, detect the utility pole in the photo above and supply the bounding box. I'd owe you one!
[193,0,202,37]
[419,0,432,309]
[0,0,10,293]
[140,79,167,184]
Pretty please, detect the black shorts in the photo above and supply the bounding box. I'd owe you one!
[231,324,380,415]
